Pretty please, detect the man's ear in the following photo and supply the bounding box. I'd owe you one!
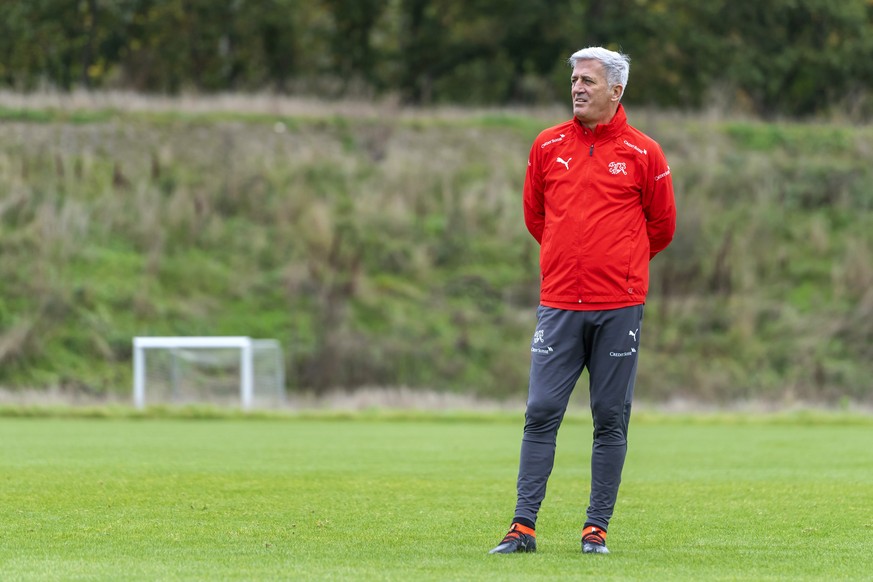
[611,84,624,102]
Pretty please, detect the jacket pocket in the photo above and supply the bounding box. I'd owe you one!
[539,225,553,278]
[625,223,648,287]
[625,226,650,294]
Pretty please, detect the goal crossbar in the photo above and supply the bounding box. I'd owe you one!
[133,336,283,410]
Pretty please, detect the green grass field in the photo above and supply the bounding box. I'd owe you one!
[2,411,872,580]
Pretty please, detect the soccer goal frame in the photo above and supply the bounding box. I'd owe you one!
[132,336,284,410]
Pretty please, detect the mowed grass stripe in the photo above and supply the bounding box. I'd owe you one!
[1,417,872,581]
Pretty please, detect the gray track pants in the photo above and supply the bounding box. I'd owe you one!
[514,304,643,531]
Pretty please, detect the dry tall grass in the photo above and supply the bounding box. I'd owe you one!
[0,89,568,123]
[0,94,871,404]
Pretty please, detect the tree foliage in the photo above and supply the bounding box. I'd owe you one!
[2,1,873,115]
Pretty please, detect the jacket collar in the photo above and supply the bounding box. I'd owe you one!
[573,104,628,139]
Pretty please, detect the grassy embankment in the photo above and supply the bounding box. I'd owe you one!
[0,97,871,403]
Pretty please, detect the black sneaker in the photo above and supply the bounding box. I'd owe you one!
[488,522,537,554]
[581,525,609,554]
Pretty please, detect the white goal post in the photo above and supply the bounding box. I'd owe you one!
[132,336,285,410]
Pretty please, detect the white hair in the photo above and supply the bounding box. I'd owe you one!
[568,47,631,99]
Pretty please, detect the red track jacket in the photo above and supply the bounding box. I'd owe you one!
[523,105,676,310]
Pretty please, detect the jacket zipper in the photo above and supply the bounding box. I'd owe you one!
[578,140,595,302]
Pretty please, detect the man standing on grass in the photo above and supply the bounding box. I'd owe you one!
[490,47,675,555]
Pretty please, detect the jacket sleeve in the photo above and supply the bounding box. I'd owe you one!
[642,144,676,259]
[523,141,545,244]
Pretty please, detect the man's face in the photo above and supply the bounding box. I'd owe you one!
[571,59,622,128]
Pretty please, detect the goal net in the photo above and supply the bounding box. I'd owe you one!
[133,337,285,409]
